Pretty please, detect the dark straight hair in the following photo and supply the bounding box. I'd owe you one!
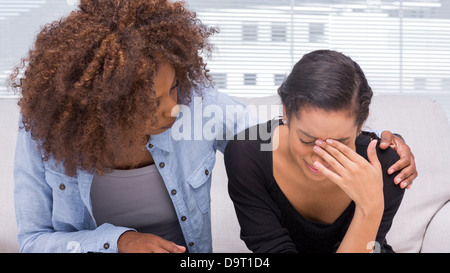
[278,50,373,129]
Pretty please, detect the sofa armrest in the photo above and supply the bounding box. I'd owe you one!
[421,201,450,253]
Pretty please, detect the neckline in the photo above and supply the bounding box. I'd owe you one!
[97,163,159,178]
[271,179,355,228]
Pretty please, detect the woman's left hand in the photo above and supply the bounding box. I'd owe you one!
[379,130,418,189]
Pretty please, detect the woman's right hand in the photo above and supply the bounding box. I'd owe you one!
[312,138,384,217]
[117,231,186,253]
[313,138,385,252]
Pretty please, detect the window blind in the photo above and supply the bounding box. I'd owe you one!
[184,0,450,118]
[0,0,77,96]
[1,0,449,118]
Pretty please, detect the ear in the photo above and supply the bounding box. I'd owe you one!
[282,105,287,121]
[357,125,363,135]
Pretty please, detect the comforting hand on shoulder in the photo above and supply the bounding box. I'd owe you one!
[379,130,418,189]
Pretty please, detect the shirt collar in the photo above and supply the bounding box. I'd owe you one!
[148,127,174,153]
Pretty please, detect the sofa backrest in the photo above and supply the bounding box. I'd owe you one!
[0,99,20,252]
[2,94,450,253]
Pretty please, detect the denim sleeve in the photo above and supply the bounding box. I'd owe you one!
[203,89,258,154]
[14,121,133,253]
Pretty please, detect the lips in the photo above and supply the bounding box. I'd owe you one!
[305,161,320,174]
[304,160,331,175]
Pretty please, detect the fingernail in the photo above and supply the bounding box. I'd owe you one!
[400,181,407,188]
[388,168,394,174]
[395,177,402,184]
[313,146,320,152]
[314,162,321,168]
[326,139,333,144]
[315,139,323,146]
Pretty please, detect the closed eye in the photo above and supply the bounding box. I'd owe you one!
[171,80,179,90]
[299,138,316,145]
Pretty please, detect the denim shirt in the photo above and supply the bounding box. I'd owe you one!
[14,88,257,253]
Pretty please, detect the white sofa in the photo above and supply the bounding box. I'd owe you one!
[1,94,450,253]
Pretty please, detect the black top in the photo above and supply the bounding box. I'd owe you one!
[224,119,405,253]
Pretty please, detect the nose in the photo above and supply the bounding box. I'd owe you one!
[311,152,329,168]
[170,104,180,117]
[162,93,179,118]
[163,102,179,119]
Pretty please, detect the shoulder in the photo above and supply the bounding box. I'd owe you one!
[224,120,279,186]
[356,132,400,170]
[195,86,244,109]
[356,133,405,207]
[225,119,279,158]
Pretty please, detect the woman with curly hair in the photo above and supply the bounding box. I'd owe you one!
[11,0,416,253]
[11,0,227,253]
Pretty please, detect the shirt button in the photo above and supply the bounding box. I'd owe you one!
[188,242,195,247]
[171,189,177,195]
[181,216,187,221]
[159,162,165,168]
[148,144,153,149]
[205,169,209,176]
[59,184,65,190]
[103,243,110,249]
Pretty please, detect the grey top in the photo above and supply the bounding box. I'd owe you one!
[90,164,186,247]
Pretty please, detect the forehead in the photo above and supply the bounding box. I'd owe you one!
[292,106,357,139]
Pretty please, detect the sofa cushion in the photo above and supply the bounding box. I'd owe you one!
[421,201,450,253]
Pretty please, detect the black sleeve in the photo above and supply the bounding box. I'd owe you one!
[357,133,405,253]
[224,137,297,253]
[375,144,405,253]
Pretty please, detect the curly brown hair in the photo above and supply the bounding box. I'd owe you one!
[9,0,216,177]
